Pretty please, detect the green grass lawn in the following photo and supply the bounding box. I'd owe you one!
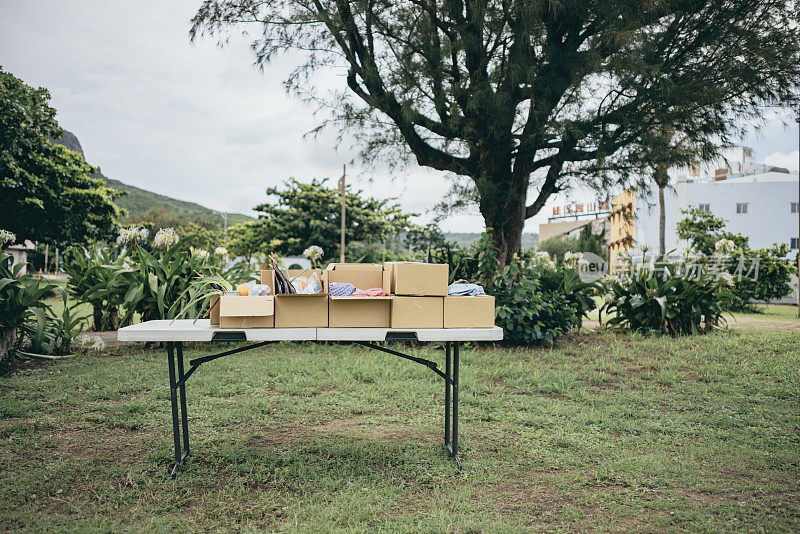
[1,329,799,532]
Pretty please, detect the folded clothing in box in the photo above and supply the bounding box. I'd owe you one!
[325,264,391,327]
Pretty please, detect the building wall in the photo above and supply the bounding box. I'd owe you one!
[680,175,798,251]
[629,172,798,255]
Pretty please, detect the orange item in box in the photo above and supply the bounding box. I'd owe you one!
[237,285,250,296]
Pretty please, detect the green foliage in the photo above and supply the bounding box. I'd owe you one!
[677,207,748,256]
[405,223,451,256]
[248,178,413,260]
[731,243,797,308]
[487,254,598,345]
[538,226,606,266]
[21,293,89,356]
[0,68,123,246]
[601,262,733,335]
[225,221,265,262]
[677,208,796,310]
[0,250,57,365]
[64,245,127,330]
[65,236,252,327]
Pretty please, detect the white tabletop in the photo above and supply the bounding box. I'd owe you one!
[117,319,503,342]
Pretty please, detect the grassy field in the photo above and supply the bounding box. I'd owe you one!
[1,329,799,532]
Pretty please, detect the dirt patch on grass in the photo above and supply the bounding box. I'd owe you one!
[247,414,437,451]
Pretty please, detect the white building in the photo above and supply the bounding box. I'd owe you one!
[628,147,799,255]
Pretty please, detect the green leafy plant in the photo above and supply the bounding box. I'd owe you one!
[0,251,56,365]
[170,274,235,322]
[65,244,128,330]
[600,261,733,335]
[485,247,599,345]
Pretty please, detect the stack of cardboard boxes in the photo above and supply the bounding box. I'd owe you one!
[210,262,495,329]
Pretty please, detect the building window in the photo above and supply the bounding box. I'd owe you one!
[792,202,799,214]
[736,203,748,214]
[698,204,711,212]
[792,238,799,250]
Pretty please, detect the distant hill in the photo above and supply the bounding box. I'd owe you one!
[444,232,538,250]
[53,131,254,228]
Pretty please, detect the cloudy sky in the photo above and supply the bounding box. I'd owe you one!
[2,0,798,233]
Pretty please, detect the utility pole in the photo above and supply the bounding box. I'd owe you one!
[796,113,799,318]
[339,164,346,263]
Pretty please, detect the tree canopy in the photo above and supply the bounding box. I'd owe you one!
[235,177,413,260]
[0,68,122,247]
[192,0,800,265]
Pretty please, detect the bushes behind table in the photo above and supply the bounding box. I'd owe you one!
[488,256,598,345]
[601,261,732,335]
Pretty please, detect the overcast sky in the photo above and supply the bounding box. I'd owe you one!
[2,0,798,233]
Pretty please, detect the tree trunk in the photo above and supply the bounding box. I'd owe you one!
[0,327,17,366]
[92,304,103,332]
[658,184,666,256]
[479,191,526,268]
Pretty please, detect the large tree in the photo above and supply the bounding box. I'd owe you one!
[0,68,123,247]
[240,177,412,259]
[191,0,800,265]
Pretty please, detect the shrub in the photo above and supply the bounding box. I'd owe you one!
[485,247,598,345]
[0,250,56,366]
[21,293,89,356]
[66,232,251,329]
[727,243,796,311]
[600,261,733,335]
[65,244,128,330]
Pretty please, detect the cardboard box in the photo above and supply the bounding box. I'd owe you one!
[261,269,328,327]
[391,296,444,328]
[328,296,391,327]
[323,263,386,291]
[444,296,495,328]
[386,262,448,296]
[218,295,274,328]
[209,294,220,325]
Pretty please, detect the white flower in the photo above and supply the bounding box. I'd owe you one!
[214,246,228,256]
[153,228,179,248]
[192,248,210,259]
[714,239,736,254]
[533,250,555,268]
[303,245,324,261]
[719,272,735,287]
[77,336,106,352]
[0,229,16,246]
[116,226,148,246]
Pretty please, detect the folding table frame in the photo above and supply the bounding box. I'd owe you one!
[118,320,503,477]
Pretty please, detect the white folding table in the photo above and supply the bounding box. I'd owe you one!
[118,320,503,476]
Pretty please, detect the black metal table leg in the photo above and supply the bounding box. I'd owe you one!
[445,341,451,447]
[176,342,190,460]
[166,342,183,478]
[451,341,462,469]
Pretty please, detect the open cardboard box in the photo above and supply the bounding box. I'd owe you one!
[260,269,328,327]
[384,262,449,296]
[218,295,274,328]
[325,263,392,327]
[391,296,444,328]
[444,295,495,328]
